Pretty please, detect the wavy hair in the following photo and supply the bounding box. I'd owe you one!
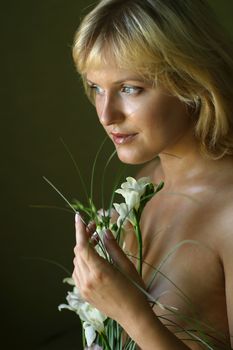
[73,0,233,158]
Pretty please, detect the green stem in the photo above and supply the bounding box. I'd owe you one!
[100,332,112,350]
[82,321,86,349]
[133,209,143,276]
[101,149,117,214]
[90,136,108,203]
[42,176,76,213]
[59,137,89,203]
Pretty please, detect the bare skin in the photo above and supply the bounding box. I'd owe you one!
[135,153,233,349]
[73,64,233,349]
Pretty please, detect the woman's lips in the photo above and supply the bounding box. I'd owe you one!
[111,132,137,145]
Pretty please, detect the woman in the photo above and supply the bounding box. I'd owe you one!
[72,0,233,349]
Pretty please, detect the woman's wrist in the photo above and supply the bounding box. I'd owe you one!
[119,302,189,350]
[119,298,156,343]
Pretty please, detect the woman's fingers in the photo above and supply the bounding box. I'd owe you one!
[103,230,129,266]
[75,213,134,277]
[86,221,96,238]
[89,232,99,246]
[75,213,88,245]
[74,213,104,266]
[103,229,139,279]
[75,213,97,243]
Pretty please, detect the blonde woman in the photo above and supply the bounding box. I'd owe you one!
[72,1,233,349]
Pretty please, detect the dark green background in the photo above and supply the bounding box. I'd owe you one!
[1,1,233,349]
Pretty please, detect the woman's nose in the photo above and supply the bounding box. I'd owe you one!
[97,94,124,126]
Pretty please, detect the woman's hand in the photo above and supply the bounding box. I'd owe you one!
[73,213,190,350]
[72,213,148,325]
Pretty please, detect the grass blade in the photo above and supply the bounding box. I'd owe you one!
[43,176,76,214]
[90,136,108,203]
[60,137,89,203]
[101,148,117,214]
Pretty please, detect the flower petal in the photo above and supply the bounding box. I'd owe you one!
[83,323,96,347]
[125,190,140,211]
[58,303,74,312]
[63,277,75,286]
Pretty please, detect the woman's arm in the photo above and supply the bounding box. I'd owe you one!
[73,214,190,350]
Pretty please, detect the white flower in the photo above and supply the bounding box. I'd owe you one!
[83,322,96,347]
[94,225,117,257]
[113,177,152,227]
[94,226,106,258]
[113,202,135,227]
[62,277,75,286]
[115,177,151,211]
[58,279,107,347]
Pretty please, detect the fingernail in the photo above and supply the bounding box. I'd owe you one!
[75,212,80,223]
[86,221,95,230]
[104,229,114,240]
[91,231,99,243]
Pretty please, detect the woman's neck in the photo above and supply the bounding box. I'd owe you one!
[156,131,218,189]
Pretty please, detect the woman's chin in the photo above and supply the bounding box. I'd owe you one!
[116,149,154,165]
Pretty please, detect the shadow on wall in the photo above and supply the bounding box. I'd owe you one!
[1,0,233,349]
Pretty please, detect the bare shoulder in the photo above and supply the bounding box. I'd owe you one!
[215,187,233,256]
[212,182,233,336]
[200,179,233,262]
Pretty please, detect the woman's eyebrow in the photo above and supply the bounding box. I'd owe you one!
[86,77,145,85]
[112,77,144,84]
[86,79,95,85]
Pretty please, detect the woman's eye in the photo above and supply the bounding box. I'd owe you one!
[121,86,142,95]
[89,84,104,95]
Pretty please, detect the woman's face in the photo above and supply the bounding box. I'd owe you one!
[86,64,193,164]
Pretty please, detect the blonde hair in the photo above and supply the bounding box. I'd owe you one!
[73,0,233,158]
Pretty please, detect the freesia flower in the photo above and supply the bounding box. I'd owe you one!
[113,202,135,227]
[113,177,155,228]
[58,278,107,347]
[115,176,151,211]
[83,323,96,347]
[94,224,118,257]
[94,226,107,258]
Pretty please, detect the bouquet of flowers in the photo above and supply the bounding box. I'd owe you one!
[56,175,164,349]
